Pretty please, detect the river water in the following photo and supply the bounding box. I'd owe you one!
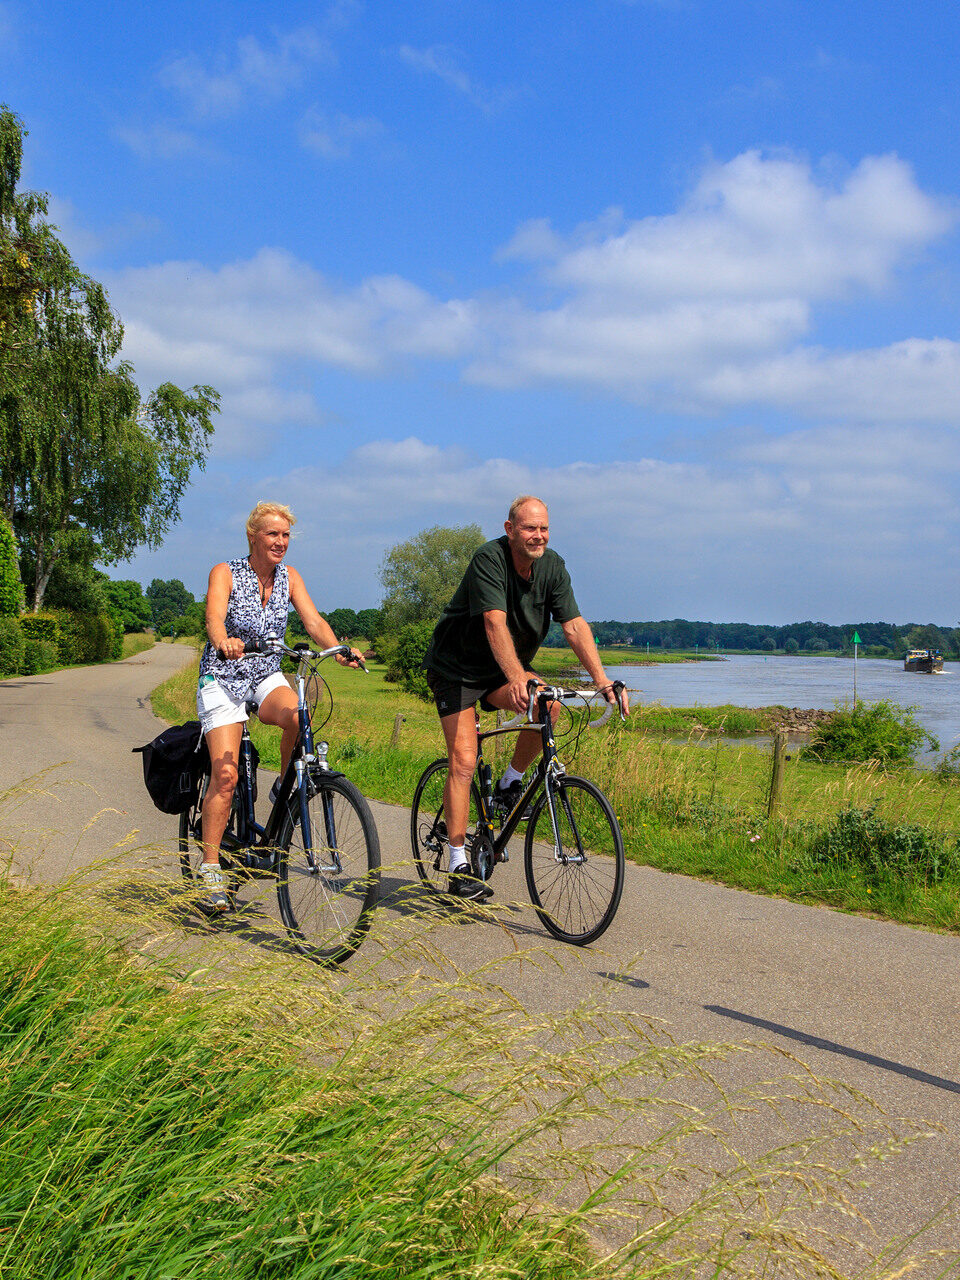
[602,654,960,763]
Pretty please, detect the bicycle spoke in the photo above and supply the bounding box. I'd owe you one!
[278,775,380,964]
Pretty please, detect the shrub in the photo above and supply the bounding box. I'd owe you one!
[381,619,435,700]
[50,610,115,665]
[20,612,59,645]
[395,620,434,699]
[0,615,25,677]
[805,699,935,766]
[933,743,960,784]
[22,638,58,675]
[797,804,960,883]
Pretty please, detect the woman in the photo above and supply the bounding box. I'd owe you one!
[195,500,362,911]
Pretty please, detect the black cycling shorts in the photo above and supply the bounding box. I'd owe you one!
[425,669,503,717]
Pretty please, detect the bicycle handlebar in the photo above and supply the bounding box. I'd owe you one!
[238,637,367,671]
[498,678,626,731]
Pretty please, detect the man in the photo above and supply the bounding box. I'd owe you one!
[423,495,630,899]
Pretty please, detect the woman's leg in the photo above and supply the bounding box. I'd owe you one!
[256,684,300,779]
[201,721,244,864]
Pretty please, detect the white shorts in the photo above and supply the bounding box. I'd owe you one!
[197,672,290,735]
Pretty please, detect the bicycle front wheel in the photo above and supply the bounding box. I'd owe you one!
[524,775,624,945]
[410,758,481,894]
[277,773,381,964]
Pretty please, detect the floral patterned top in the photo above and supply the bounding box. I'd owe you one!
[198,557,290,699]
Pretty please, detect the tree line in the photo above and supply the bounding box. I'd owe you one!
[562,618,960,658]
[104,576,384,647]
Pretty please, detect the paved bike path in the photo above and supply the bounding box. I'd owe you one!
[0,644,957,1271]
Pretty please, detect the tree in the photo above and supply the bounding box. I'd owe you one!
[326,606,358,639]
[0,513,23,616]
[905,623,948,653]
[0,105,219,609]
[103,578,152,633]
[146,578,194,632]
[379,524,485,632]
[355,607,383,641]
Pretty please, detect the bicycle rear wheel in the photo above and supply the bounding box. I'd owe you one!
[410,758,482,894]
[277,772,381,964]
[523,774,624,945]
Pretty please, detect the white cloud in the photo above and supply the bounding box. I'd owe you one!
[157,27,332,119]
[298,106,383,159]
[112,121,209,161]
[698,338,960,423]
[122,428,960,624]
[510,152,952,300]
[108,151,960,442]
[481,151,959,417]
[398,44,517,113]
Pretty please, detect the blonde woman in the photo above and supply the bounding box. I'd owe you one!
[195,501,362,910]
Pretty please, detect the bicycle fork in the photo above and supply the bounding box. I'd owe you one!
[542,763,588,866]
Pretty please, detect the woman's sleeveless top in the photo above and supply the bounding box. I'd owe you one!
[198,557,290,699]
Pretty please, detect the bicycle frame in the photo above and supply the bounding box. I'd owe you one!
[215,652,347,877]
[472,690,575,870]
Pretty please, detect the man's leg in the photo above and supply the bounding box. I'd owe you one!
[436,706,494,899]
[437,707,479,851]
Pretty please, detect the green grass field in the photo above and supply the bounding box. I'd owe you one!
[154,645,960,935]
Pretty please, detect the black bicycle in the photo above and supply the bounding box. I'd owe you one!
[410,679,626,945]
[179,637,381,965]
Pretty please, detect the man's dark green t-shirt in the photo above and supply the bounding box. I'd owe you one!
[424,536,580,687]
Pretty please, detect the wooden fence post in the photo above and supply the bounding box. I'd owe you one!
[390,714,405,747]
[767,730,787,821]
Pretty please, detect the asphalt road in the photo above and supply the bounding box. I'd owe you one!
[1,643,958,1272]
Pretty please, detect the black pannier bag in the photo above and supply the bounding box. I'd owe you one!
[133,721,211,814]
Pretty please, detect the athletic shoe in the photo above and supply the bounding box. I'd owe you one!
[197,863,230,913]
[448,866,494,900]
[495,777,532,819]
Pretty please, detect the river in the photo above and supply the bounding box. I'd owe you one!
[602,654,960,764]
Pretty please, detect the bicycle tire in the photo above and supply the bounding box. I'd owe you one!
[277,772,381,965]
[523,774,624,945]
[410,758,482,894]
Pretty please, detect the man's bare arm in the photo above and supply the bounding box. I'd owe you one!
[483,610,532,713]
[561,616,631,714]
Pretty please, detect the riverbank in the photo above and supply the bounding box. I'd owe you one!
[152,652,960,935]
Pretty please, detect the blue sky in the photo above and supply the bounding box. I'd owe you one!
[4,0,960,624]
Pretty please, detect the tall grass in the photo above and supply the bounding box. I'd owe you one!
[0,850,945,1278]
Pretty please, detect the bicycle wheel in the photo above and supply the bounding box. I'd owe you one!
[410,758,482,894]
[524,774,624,945]
[277,772,381,964]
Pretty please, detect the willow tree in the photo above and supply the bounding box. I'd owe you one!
[378,524,485,632]
[0,105,219,609]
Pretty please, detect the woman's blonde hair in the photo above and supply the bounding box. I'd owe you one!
[246,501,297,549]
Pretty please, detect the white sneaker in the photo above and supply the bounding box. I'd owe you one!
[197,863,230,913]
